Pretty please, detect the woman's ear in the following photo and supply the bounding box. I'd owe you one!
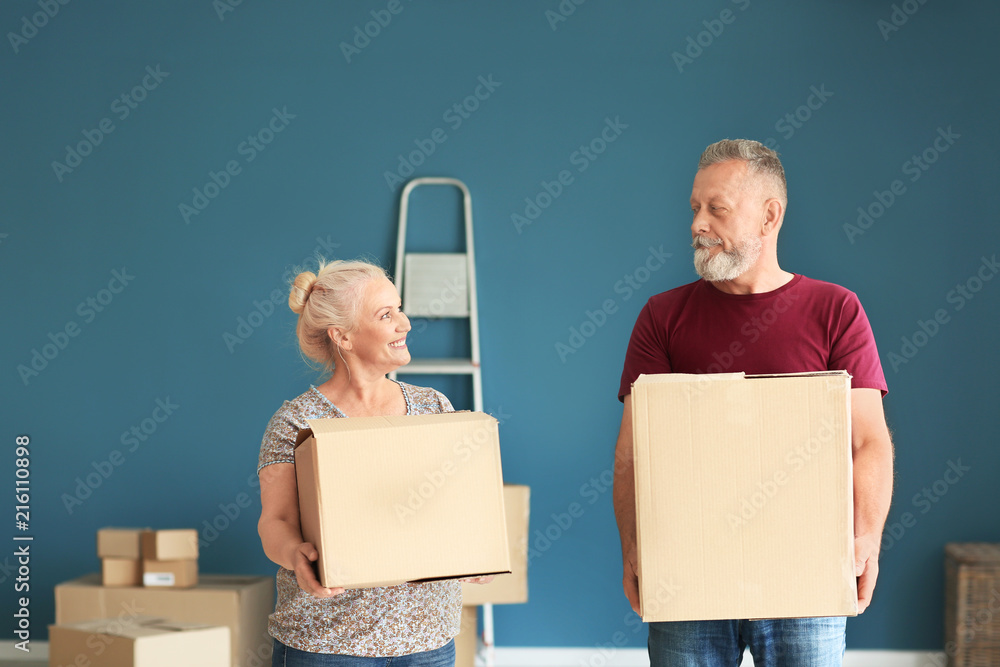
[328,326,352,352]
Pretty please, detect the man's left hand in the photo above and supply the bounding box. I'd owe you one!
[855,533,881,614]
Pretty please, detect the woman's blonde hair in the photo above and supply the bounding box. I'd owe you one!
[288,258,390,374]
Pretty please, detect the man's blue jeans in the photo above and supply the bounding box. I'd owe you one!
[648,617,846,667]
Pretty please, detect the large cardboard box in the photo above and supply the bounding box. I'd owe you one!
[631,371,857,622]
[49,616,229,667]
[295,412,511,589]
[462,485,530,606]
[455,606,478,667]
[54,574,273,667]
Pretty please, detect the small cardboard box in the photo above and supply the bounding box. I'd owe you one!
[462,484,530,606]
[98,528,149,559]
[295,411,511,589]
[55,574,273,667]
[143,559,198,588]
[141,529,199,561]
[631,371,857,622]
[49,616,229,667]
[103,557,142,587]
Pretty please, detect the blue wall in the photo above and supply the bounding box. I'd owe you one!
[4,0,998,651]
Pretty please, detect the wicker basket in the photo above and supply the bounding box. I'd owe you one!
[945,543,1000,667]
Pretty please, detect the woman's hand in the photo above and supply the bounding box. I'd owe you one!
[459,575,495,585]
[292,542,346,598]
[259,464,345,599]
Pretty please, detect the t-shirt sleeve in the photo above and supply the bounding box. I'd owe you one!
[619,300,672,402]
[257,402,302,473]
[829,292,888,396]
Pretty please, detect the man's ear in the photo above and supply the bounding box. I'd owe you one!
[762,198,784,236]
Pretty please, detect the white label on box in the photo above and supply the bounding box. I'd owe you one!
[143,572,175,586]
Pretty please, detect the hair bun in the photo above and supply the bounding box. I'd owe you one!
[289,270,318,315]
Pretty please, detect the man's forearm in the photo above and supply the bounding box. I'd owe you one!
[853,435,894,539]
[613,395,637,554]
[613,456,637,552]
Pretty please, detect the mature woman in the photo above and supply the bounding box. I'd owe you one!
[257,258,480,666]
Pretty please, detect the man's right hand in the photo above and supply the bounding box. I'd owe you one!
[292,542,346,598]
[623,547,640,614]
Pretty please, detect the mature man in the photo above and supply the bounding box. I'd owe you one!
[613,139,893,666]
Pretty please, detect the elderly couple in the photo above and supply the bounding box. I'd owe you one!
[255,139,894,667]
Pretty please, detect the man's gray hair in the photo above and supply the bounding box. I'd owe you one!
[698,139,787,205]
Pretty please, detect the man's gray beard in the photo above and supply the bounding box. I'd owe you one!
[693,235,763,282]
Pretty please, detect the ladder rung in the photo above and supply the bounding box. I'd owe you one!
[395,358,479,375]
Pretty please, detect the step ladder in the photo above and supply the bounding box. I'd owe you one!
[387,177,495,666]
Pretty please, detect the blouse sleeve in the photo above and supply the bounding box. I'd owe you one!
[257,401,303,473]
[434,390,455,414]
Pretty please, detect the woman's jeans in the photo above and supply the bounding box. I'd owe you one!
[648,617,847,667]
[271,639,455,667]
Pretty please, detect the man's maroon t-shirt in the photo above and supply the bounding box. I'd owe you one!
[618,274,887,401]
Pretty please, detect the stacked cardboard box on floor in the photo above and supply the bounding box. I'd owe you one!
[461,485,530,606]
[97,528,199,588]
[54,573,274,667]
[98,528,147,587]
[141,529,199,588]
[49,616,230,667]
[456,484,531,667]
